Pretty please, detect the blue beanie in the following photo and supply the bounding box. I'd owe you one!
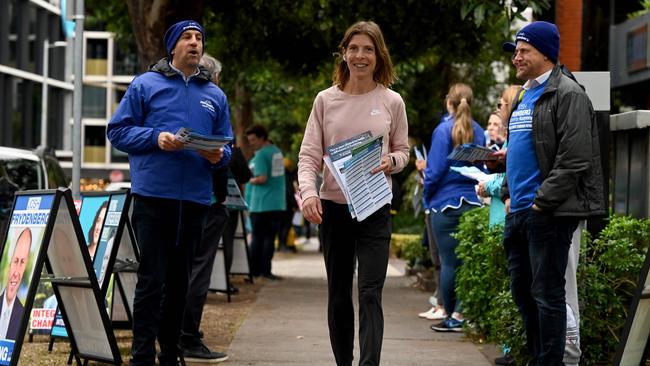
[163,20,205,58]
[502,21,560,62]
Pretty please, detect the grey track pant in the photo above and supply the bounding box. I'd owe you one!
[563,221,585,366]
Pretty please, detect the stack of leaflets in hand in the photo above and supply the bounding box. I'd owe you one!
[175,127,232,150]
[447,143,498,162]
[323,131,393,222]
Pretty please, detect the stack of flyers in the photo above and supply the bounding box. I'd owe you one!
[175,127,233,151]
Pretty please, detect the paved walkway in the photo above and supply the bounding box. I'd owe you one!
[226,240,495,365]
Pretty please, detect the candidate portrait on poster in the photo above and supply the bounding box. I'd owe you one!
[0,228,31,340]
[0,194,51,348]
[78,196,109,260]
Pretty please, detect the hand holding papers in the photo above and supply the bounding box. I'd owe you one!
[174,127,232,151]
[323,132,393,222]
[447,144,498,163]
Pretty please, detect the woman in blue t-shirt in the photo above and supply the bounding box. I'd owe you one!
[423,83,485,332]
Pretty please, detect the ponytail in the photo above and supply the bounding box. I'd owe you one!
[447,84,474,146]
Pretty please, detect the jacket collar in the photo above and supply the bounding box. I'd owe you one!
[542,64,562,94]
[149,57,211,81]
[543,64,586,94]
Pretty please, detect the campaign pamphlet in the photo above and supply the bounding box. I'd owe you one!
[343,136,393,222]
[323,132,392,221]
[175,127,233,151]
[447,144,498,162]
[449,166,496,182]
[323,131,373,219]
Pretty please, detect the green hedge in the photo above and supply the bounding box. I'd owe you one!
[455,207,650,365]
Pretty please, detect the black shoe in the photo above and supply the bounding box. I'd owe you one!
[495,354,515,365]
[181,340,229,363]
[263,273,283,280]
[228,285,239,294]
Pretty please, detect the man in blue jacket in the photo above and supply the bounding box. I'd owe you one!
[107,20,232,366]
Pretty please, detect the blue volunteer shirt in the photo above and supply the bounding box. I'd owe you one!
[506,81,546,213]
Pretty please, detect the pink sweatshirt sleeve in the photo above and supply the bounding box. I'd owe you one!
[297,93,324,200]
[387,95,410,174]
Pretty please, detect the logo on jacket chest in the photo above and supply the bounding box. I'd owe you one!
[200,99,215,113]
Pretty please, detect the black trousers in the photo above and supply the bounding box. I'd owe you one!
[181,202,229,344]
[320,200,391,366]
[249,211,283,276]
[130,195,208,366]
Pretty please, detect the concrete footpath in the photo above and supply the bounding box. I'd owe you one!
[225,240,494,365]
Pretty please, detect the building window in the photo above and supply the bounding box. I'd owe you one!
[82,85,107,118]
[86,38,108,76]
[114,41,138,76]
[83,125,106,163]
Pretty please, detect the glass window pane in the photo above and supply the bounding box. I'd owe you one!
[82,85,106,118]
[86,38,108,76]
[84,125,106,163]
[114,41,138,76]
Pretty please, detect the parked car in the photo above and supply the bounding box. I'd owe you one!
[0,146,69,238]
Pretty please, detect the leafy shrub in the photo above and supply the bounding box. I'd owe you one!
[455,211,650,365]
[578,216,650,365]
[391,233,426,266]
[455,207,510,339]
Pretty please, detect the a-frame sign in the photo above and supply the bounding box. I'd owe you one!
[110,210,139,329]
[0,188,121,365]
[50,190,139,340]
[613,244,650,366]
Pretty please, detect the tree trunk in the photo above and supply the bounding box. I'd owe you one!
[124,0,205,72]
[234,81,254,160]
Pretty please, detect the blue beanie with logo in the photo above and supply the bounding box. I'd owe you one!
[503,21,560,62]
[163,20,205,58]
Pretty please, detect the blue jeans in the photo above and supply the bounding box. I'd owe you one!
[503,208,578,366]
[130,195,208,366]
[431,202,476,316]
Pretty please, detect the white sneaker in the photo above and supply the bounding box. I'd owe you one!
[425,307,447,320]
[418,307,436,319]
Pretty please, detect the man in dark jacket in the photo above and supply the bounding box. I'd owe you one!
[500,21,605,366]
[107,20,232,366]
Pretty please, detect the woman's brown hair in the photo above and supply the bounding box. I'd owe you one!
[332,21,396,90]
[447,83,474,147]
[499,85,521,123]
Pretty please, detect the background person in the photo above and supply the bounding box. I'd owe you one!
[0,227,31,340]
[477,85,520,229]
[423,83,485,332]
[246,124,286,280]
[107,20,232,366]
[179,53,229,363]
[298,20,409,365]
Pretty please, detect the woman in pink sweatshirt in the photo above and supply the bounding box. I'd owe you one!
[297,21,409,366]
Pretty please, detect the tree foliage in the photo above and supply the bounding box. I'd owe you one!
[87,0,550,157]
